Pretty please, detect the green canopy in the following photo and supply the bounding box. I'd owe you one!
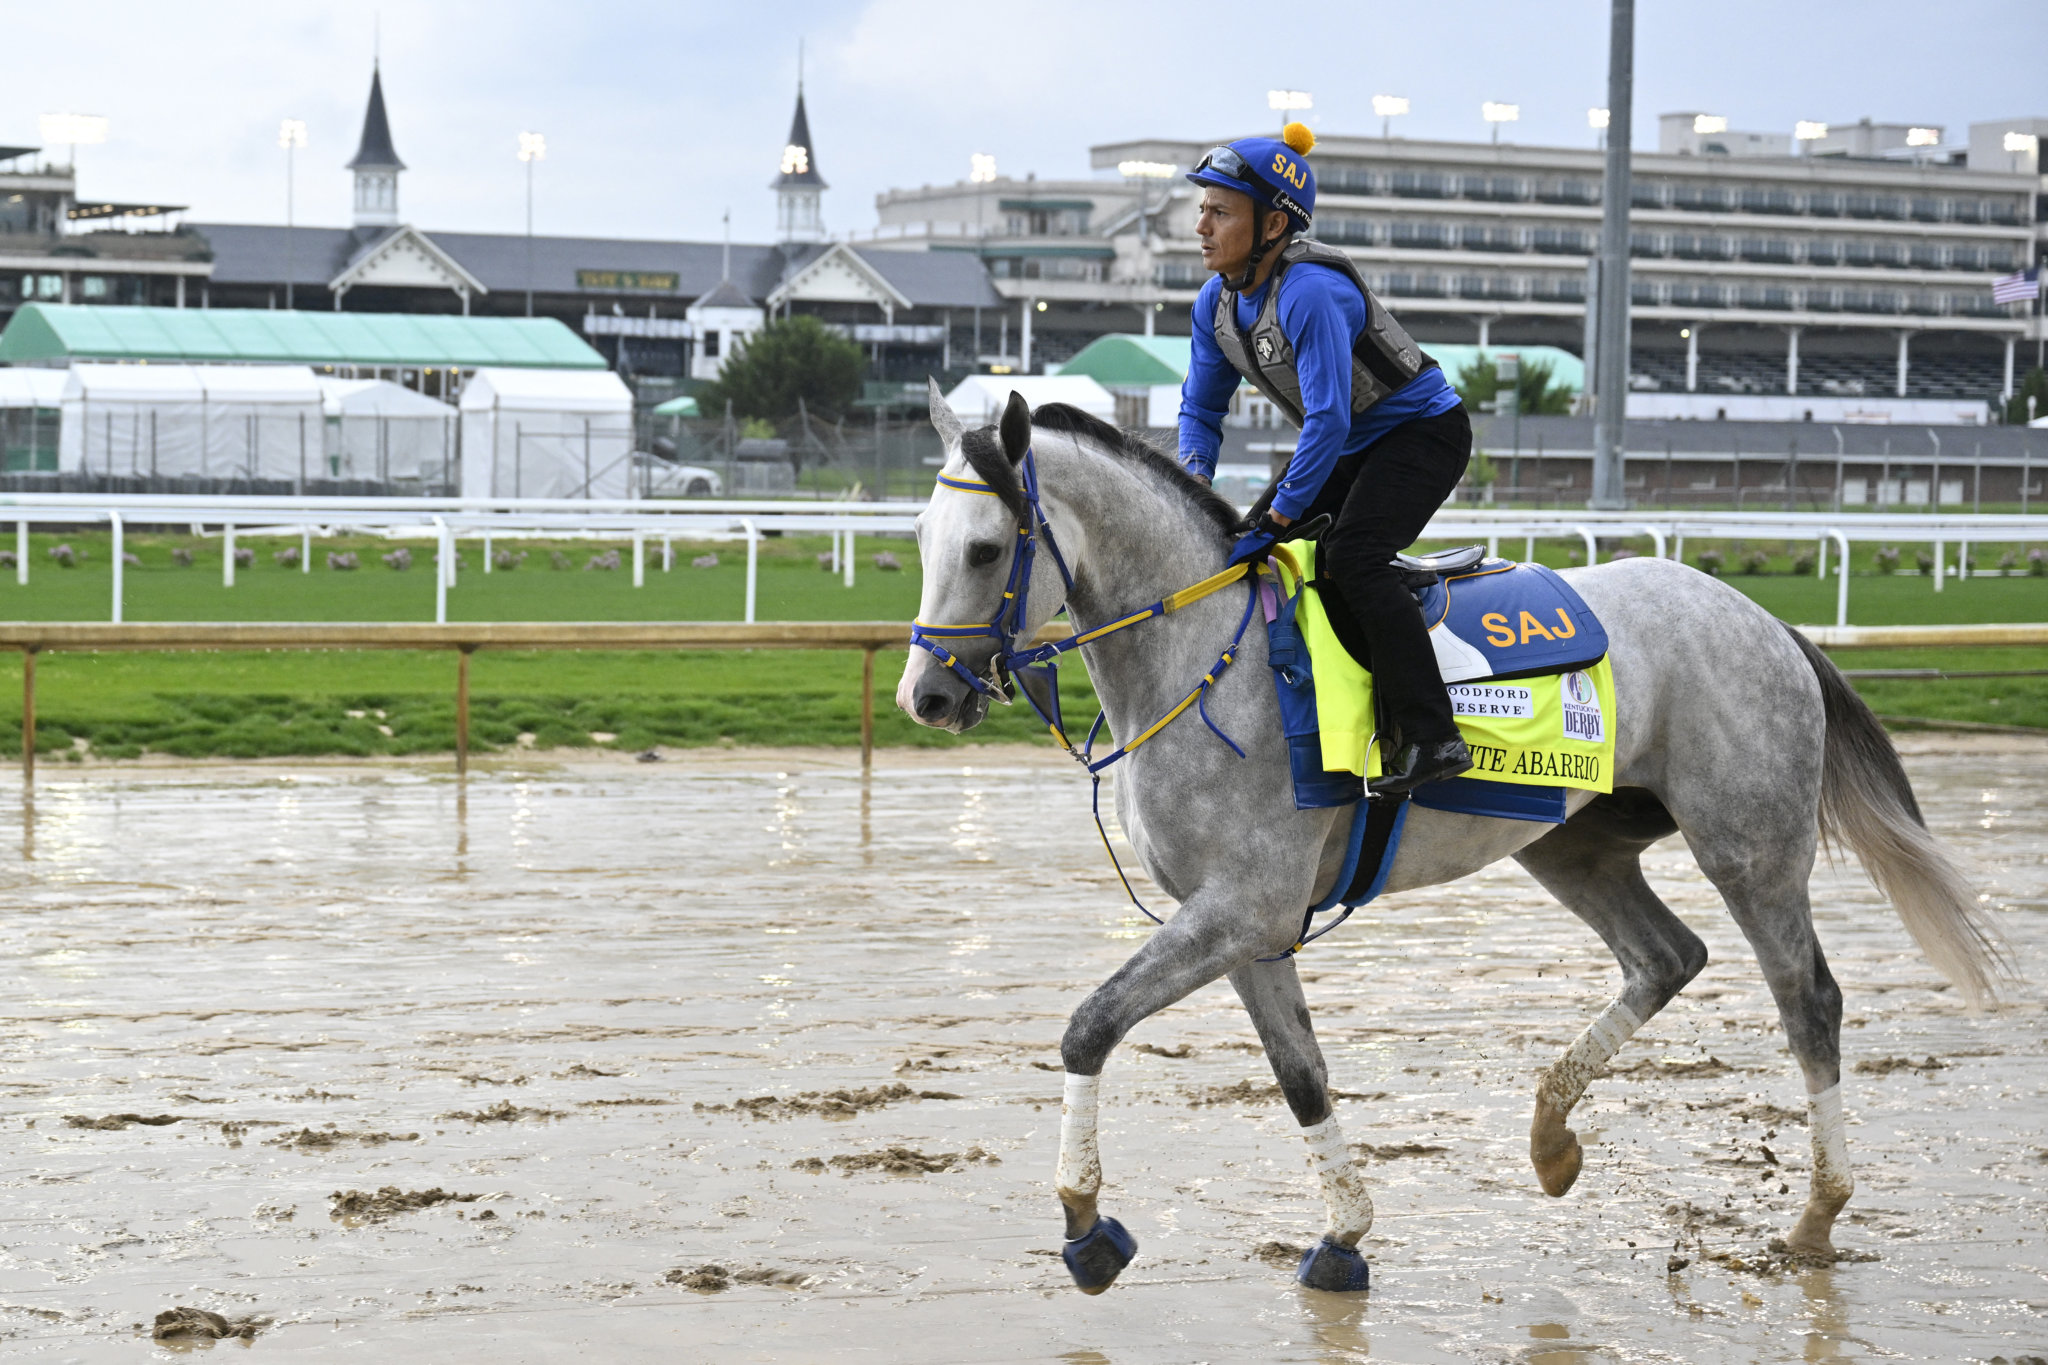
[1054,334,1194,388]
[0,304,607,370]
[651,395,701,418]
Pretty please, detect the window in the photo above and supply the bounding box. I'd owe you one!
[1948,198,1984,224]
[1632,182,1667,209]
[1530,275,1586,302]
[1389,171,1450,198]
[1807,192,1841,217]
[1908,243,1942,269]
[81,275,107,299]
[35,274,60,299]
[1631,280,1662,305]
[1844,193,1878,219]
[1321,165,1376,195]
[1804,240,1840,266]
[1669,282,1726,308]
[1986,200,2022,226]
[1736,285,1792,310]
[702,330,720,358]
[1670,233,1730,260]
[1320,216,1374,245]
[1909,198,1941,222]
[1629,231,1662,257]
[1531,226,1589,254]
[1672,184,1731,211]
[1536,180,1597,205]
[1950,245,1984,272]
[1805,288,1839,312]
[1389,221,1449,248]
[1871,242,1906,267]
[1459,224,1519,252]
[1739,187,1795,214]
[1738,237,1794,264]
[1843,240,1877,267]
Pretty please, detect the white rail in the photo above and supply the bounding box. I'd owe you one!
[0,493,2039,629]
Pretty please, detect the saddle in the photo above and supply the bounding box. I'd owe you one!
[1313,544,1608,682]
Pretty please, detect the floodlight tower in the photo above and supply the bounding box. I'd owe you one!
[279,119,307,308]
[518,131,546,318]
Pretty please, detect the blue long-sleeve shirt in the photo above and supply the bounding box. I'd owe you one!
[1178,263,1459,520]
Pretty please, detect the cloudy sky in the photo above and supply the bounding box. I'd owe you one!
[10,1,2043,245]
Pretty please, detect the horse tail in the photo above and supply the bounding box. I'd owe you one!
[1783,623,2011,1009]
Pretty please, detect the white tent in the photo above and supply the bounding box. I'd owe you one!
[943,374,1116,425]
[318,378,457,487]
[458,368,634,499]
[0,370,66,472]
[59,364,324,482]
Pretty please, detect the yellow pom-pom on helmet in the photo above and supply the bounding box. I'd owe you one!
[1281,122,1316,155]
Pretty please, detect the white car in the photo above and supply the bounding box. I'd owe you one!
[634,454,724,498]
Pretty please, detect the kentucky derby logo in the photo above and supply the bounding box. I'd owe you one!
[1560,671,1604,743]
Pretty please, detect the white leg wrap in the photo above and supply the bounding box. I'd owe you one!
[1539,999,1645,1114]
[1808,1083,1853,1201]
[1055,1073,1102,1203]
[1303,1115,1374,1245]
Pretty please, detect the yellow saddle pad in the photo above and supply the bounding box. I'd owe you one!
[1279,546,1617,793]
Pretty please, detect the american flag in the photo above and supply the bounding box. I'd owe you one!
[1991,267,2041,304]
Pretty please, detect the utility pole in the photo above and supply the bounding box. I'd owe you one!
[518,132,546,318]
[279,120,306,309]
[1589,0,1634,510]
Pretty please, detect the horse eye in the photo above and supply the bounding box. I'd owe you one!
[968,542,1001,568]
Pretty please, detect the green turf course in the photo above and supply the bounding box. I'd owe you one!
[0,528,2036,758]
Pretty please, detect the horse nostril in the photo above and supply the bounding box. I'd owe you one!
[915,691,954,722]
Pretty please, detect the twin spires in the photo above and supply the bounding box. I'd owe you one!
[347,64,405,229]
[773,73,827,245]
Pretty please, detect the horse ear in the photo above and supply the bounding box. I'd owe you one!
[999,391,1032,466]
[926,376,963,446]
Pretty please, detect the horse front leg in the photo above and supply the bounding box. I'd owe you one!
[1228,956,1373,1291]
[1055,889,1284,1294]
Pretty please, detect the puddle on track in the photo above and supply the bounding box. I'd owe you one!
[0,744,2039,1362]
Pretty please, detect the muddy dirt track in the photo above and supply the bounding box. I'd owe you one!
[0,740,2039,1362]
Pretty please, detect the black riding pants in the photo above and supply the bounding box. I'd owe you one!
[1296,403,1472,750]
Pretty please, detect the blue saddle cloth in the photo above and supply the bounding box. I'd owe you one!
[1405,558,1608,682]
[1270,554,1610,827]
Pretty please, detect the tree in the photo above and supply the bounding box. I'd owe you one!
[2004,366,2048,425]
[702,315,865,425]
[1452,352,1576,416]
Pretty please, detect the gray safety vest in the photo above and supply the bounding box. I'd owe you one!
[1212,239,1437,428]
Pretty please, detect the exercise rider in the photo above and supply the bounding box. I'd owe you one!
[1177,122,1475,794]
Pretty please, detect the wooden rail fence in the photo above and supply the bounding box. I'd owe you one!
[0,619,2040,782]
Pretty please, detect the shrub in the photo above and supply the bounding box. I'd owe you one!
[274,547,300,568]
[691,553,718,569]
[122,551,142,567]
[48,543,76,567]
[550,551,572,571]
[0,551,14,569]
[1791,548,1816,576]
[1997,549,2020,571]
[382,547,413,571]
[816,551,835,571]
[233,547,255,568]
[327,551,359,571]
[492,548,526,571]
[1740,549,1770,575]
[586,549,621,572]
[2030,548,2047,577]
[1694,548,1724,576]
[1609,547,1638,560]
[873,551,902,571]
[1873,546,1900,574]
[171,547,193,567]
[1565,549,1583,565]
[1913,548,1934,573]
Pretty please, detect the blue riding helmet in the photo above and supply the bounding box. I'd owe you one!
[1185,123,1317,234]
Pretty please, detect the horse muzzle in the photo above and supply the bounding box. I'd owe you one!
[901,657,995,733]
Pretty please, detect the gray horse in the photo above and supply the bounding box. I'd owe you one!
[898,383,2007,1293]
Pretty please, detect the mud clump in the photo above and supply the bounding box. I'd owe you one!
[695,1083,961,1121]
[1133,1042,1196,1059]
[1605,1055,1737,1079]
[809,1145,999,1175]
[733,1266,811,1288]
[267,1126,421,1150]
[439,1100,565,1123]
[1853,1055,1946,1077]
[1253,1240,1305,1268]
[557,1064,622,1078]
[1701,1238,1882,1276]
[64,1113,186,1131]
[666,1264,730,1292]
[152,1307,265,1342]
[1185,1079,1285,1107]
[1356,1141,1449,1161]
[330,1187,481,1223]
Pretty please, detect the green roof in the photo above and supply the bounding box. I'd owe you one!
[0,304,607,370]
[651,395,701,417]
[1055,334,1196,388]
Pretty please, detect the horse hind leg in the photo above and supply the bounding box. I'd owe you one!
[1227,958,1372,1291]
[1512,791,1708,1197]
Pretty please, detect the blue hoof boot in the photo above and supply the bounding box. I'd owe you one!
[1296,1235,1370,1292]
[1062,1216,1137,1295]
